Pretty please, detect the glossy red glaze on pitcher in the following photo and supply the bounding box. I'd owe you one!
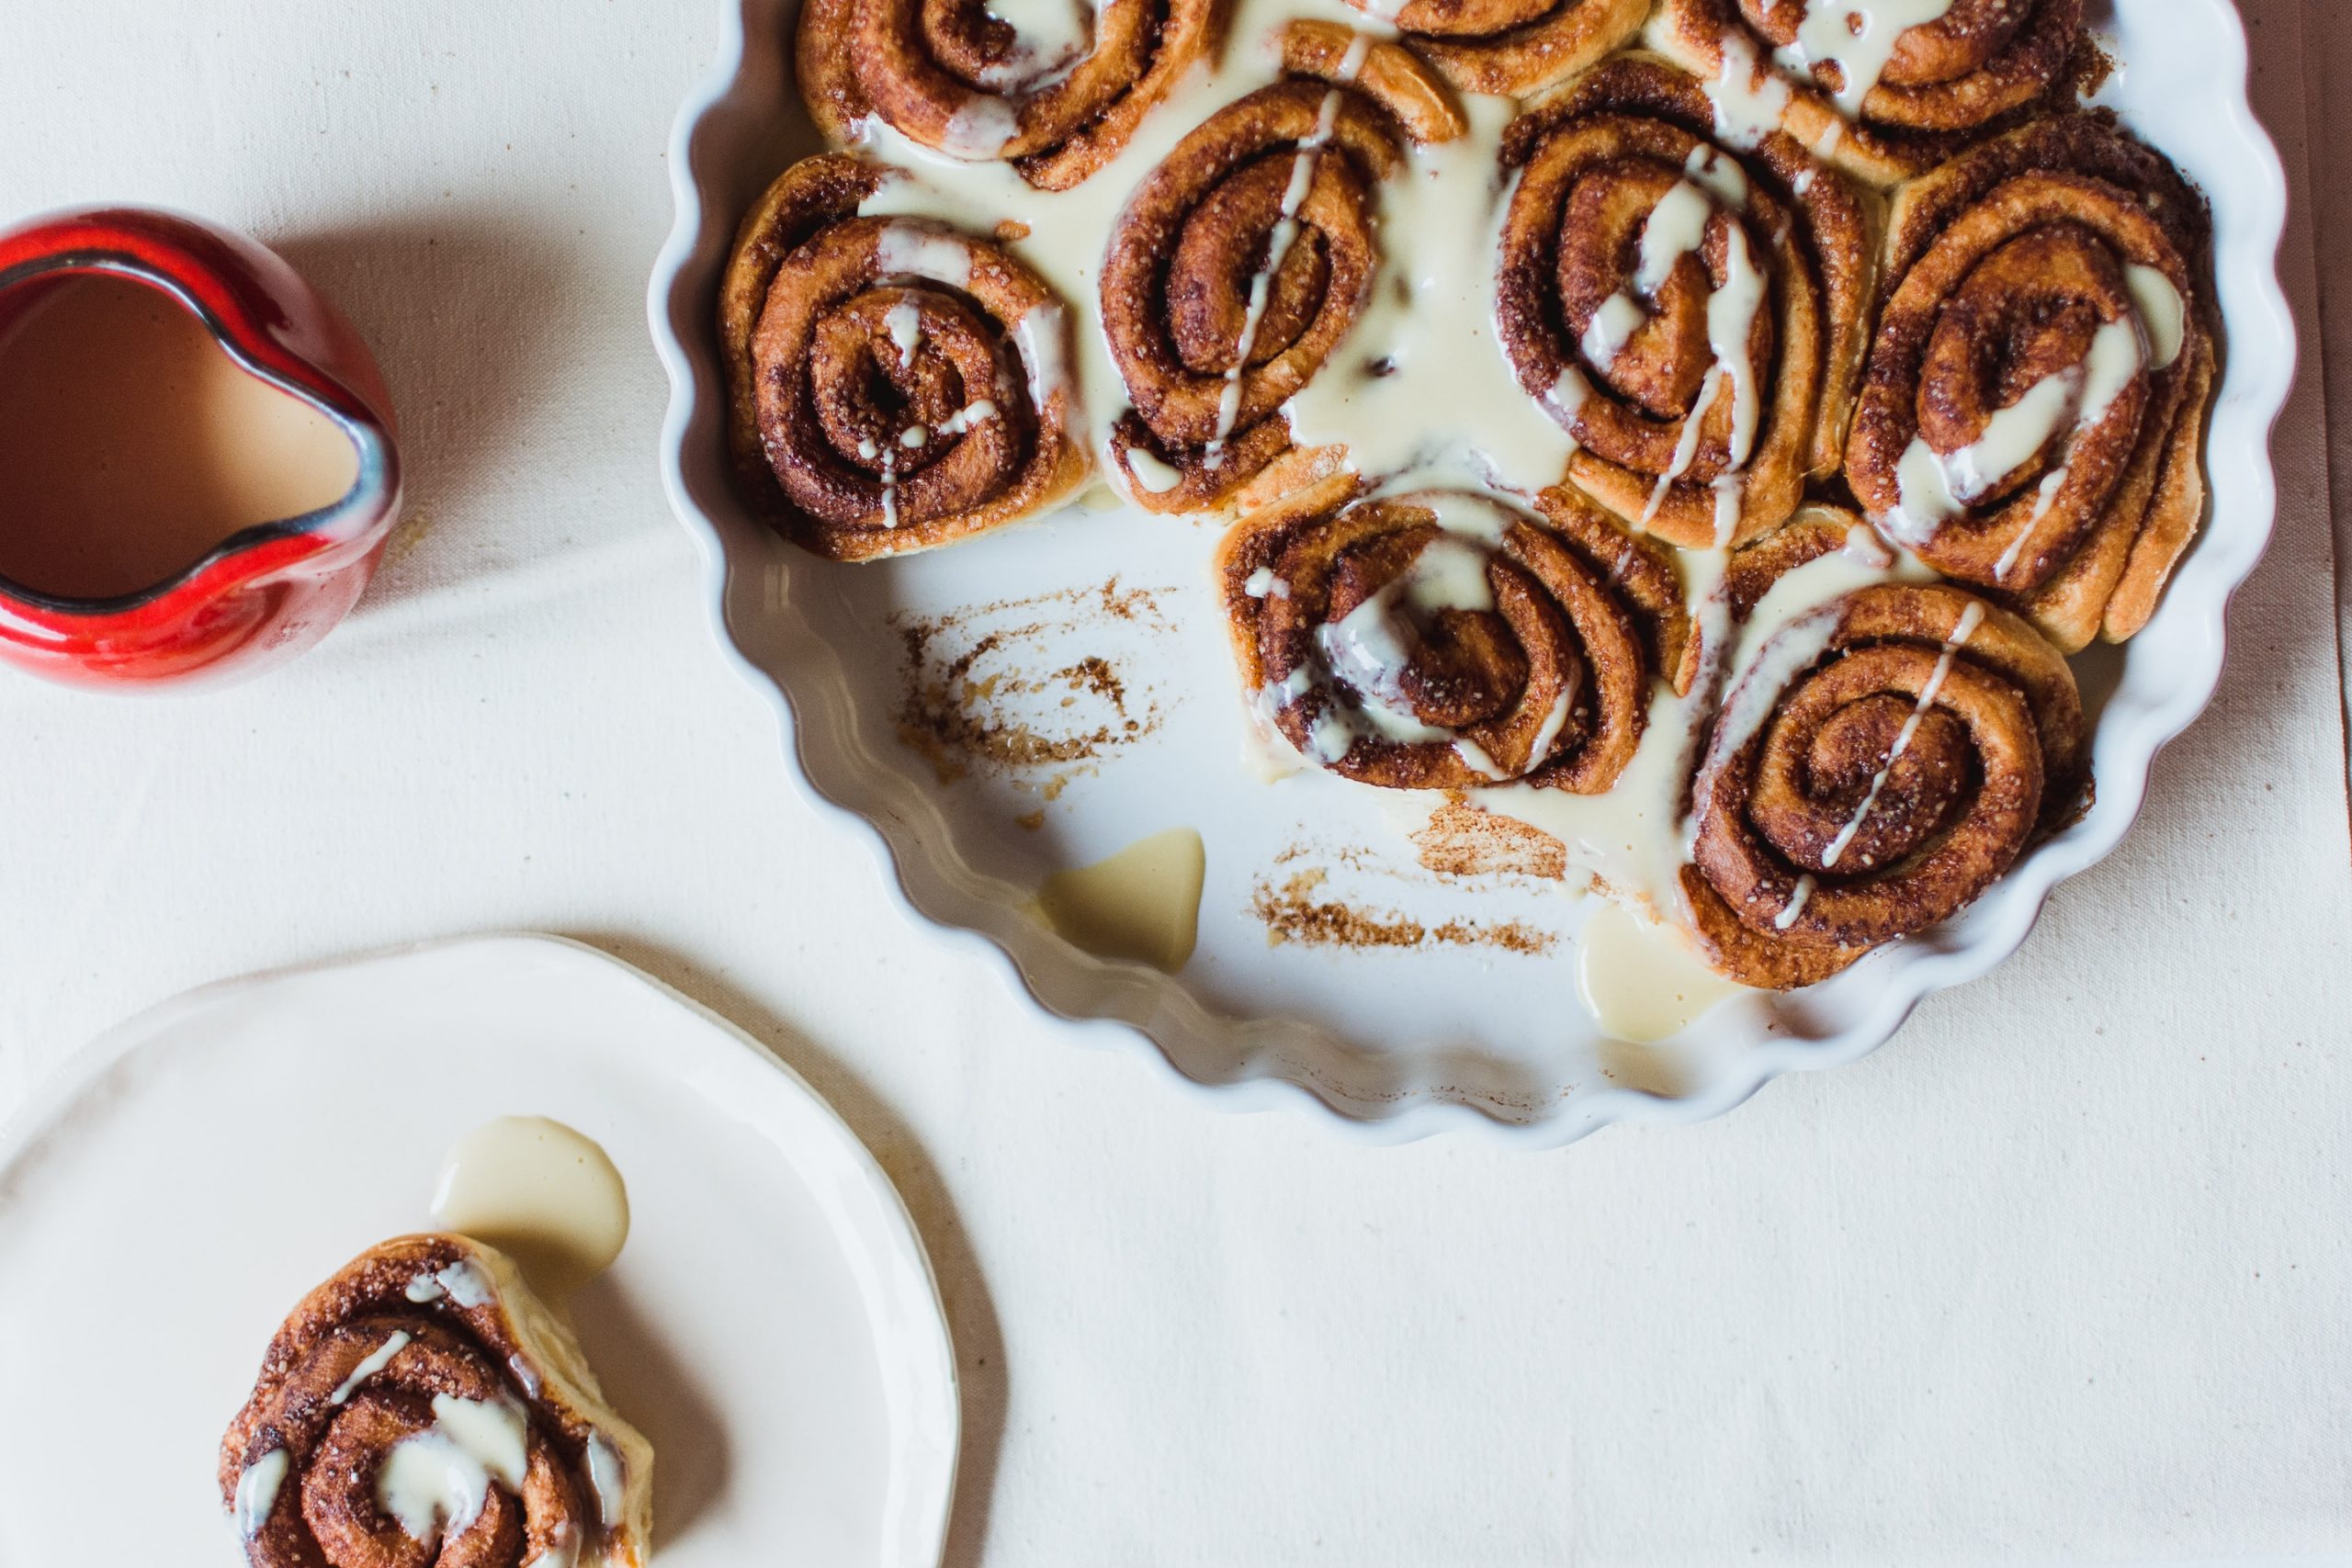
[0,208,401,689]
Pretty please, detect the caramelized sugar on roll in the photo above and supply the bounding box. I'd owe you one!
[1647,0,2084,186]
[220,1235,653,1568]
[1102,33,1464,516]
[720,153,1091,561]
[1847,114,2213,650]
[1680,581,2085,988]
[1496,57,1872,549]
[1216,476,1689,793]
[1330,0,1648,98]
[797,0,1222,190]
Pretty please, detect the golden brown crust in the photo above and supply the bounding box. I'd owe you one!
[1338,0,1649,98]
[1646,0,2083,187]
[1101,47,1460,514]
[1496,55,1874,548]
[220,1235,652,1568]
[798,0,1226,190]
[1681,581,2085,988]
[1847,114,2215,649]
[1216,479,1680,793]
[721,153,1091,561]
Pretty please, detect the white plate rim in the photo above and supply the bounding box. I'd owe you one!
[645,0,2300,1148]
[0,931,963,1568]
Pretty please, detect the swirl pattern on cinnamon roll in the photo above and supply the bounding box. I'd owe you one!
[1847,114,2213,650]
[1335,0,1648,98]
[220,1235,652,1568]
[1497,56,1872,549]
[1679,581,2085,987]
[798,0,1221,190]
[721,153,1091,561]
[1102,31,1465,514]
[1647,0,2084,186]
[1216,475,1688,792]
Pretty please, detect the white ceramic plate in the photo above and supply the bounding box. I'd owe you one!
[0,935,958,1567]
[648,0,2296,1145]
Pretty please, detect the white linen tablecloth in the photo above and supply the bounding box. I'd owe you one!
[3,2,2347,1562]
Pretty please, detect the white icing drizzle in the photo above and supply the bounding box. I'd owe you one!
[1012,301,1071,412]
[1317,536,1497,709]
[1580,292,1646,373]
[879,447,900,528]
[376,1394,530,1544]
[934,399,999,437]
[1819,599,1984,868]
[943,95,1021,160]
[1337,32,1373,81]
[1785,0,1958,115]
[1206,88,1343,469]
[874,224,973,287]
[1843,521,1894,566]
[1636,180,1718,294]
[1702,30,1795,150]
[1710,473,1747,547]
[1287,99,1591,489]
[1683,145,1751,209]
[1706,223,1767,468]
[899,424,928,447]
[2125,265,2186,369]
[1994,466,2069,582]
[404,1272,447,1304]
[1774,874,1817,930]
[1644,366,1725,525]
[234,1450,289,1540]
[883,300,923,369]
[1242,566,1291,598]
[509,1353,545,1399]
[434,1260,493,1308]
[584,1436,628,1529]
[330,1329,413,1405]
[970,0,1097,91]
[1124,445,1184,492]
[1885,319,2142,542]
[856,435,880,460]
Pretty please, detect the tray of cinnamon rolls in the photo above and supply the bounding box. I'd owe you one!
[650,0,2294,1141]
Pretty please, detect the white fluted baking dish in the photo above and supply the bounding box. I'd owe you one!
[649,0,2294,1145]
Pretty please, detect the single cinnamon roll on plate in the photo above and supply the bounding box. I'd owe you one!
[220,1234,653,1568]
[1332,0,1648,99]
[1101,29,1466,516]
[1646,0,2085,186]
[1679,580,2086,988]
[1496,55,1873,549]
[797,0,1222,189]
[721,152,1091,560]
[1215,475,1688,793]
[1848,113,2215,650]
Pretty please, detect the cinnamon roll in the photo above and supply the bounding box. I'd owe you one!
[1102,31,1465,515]
[1215,475,1687,792]
[1847,115,2212,650]
[797,0,1222,190]
[721,152,1091,560]
[1680,581,2085,987]
[220,1235,653,1568]
[1333,0,1648,98]
[1646,0,2084,187]
[1496,56,1872,549]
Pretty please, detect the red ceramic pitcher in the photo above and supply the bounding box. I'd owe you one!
[0,208,401,689]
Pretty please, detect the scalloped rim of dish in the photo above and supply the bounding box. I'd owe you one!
[647,0,2297,1148]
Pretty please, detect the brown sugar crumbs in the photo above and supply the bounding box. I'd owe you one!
[1250,870,1555,957]
[892,579,1172,786]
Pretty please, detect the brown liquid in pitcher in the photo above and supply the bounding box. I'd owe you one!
[0,274,359,601]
